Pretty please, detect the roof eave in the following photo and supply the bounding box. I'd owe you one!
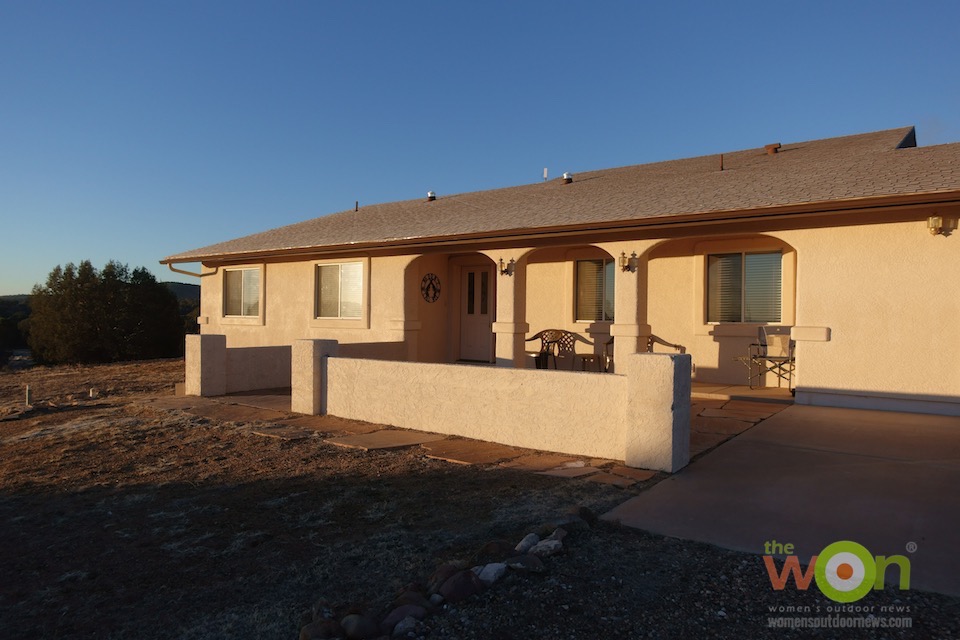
[161,188,960,265]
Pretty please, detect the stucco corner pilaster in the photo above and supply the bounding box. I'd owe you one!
[291,339,339,415]
[622,352,691,472]
[185,334,226,397]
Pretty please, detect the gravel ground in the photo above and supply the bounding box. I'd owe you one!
[1,359,957,639]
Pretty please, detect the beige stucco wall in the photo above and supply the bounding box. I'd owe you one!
[199,256,414,359]
[637,217,959,412]
[781,219,960,413]
[322,352,690,470]
[524,246,615,362]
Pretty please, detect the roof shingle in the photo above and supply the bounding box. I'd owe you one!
[163,126,960,263]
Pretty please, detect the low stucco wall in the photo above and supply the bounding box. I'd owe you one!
[328,359,627,461]
[225,346,291,393]
[311,345,691,471]
[185,335,290,395]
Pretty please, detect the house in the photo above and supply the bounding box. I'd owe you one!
[162,126,960,470]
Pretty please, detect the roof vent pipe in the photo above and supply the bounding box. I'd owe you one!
[562,172,573,184]
[427,191,436,201]
[765,143,781,155]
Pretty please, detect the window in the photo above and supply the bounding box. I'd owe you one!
[223,268,260,317]
[707,251,781,323]
[576,259,615,322]
[316,262,363,319]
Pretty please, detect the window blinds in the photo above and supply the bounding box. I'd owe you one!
[707,252,781,323]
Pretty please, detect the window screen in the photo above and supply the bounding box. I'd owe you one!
[707,251,781,323]
[224,268,259,317]
[576,259,615,322]
[317,262,363,319]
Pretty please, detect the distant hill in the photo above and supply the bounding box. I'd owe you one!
[163,282,200,301]
[0,294,29,304]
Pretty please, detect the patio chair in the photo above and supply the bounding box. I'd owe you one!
[740,326,795,390]
[602,334,687,372]
[526,329,595,370]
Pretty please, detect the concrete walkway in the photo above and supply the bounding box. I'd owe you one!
[603,404,960,597]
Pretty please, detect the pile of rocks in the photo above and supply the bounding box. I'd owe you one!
[298,506,597,640]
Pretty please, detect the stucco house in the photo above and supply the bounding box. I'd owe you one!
[162,126,960,470]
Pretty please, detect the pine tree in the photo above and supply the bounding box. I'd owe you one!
[27,261,184,364]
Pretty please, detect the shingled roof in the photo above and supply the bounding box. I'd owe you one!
[163,126,960,263]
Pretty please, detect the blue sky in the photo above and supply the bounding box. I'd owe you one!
[2,1,958,295]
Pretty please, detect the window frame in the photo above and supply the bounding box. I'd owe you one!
[706,250,783,324]
[693,238,795,338]
[574,258,615,323]
[310,257,370,330]
[221,266,264,325]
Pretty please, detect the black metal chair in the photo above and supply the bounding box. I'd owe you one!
[526,329,595,370]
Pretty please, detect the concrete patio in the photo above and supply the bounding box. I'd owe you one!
[603,404,960,597]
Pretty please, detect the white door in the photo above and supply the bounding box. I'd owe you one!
[459,266,494,362]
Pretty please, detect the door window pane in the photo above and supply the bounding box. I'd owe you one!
[467,272,475,315]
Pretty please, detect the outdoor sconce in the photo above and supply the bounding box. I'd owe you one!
[928,215,944,235]
[499,257,516,276]
[619,251,639,272]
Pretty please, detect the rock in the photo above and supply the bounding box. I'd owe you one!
[392,616,420,637]
[438,569,484,603]
[477,562,507,586]
[380,604,427,635]
[472,539,516,564]
[341,613,379,639]
[391,589,432,611]
[429,593,444,607]
[504,554,545,573]
[299,619,344,640]
[427,561,464,595]
[530,539,563,557]
[515,533,540,554]
[546,527,568,542]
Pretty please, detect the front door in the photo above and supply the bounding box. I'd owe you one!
[459,265,494,362]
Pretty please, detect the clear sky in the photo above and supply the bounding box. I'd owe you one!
[2,0,958,295]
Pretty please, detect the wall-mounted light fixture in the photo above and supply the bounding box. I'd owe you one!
[499,257,516,276]
[928,215,944,235]
[619,251,639,272]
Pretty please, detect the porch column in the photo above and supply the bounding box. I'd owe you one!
[599,241,656,372]
[483,249,534,368]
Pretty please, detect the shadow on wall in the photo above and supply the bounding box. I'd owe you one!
[337,341,407,361]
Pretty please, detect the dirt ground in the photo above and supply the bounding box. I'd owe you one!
[1,359,958,639]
